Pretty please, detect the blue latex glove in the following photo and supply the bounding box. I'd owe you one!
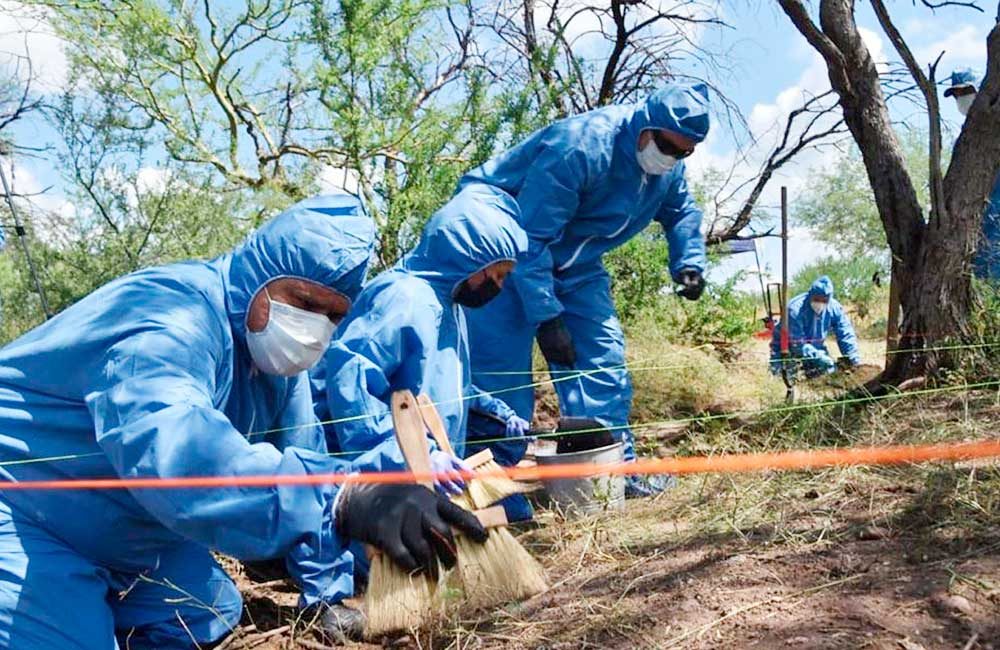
[505,415,531,439]
[429,450,471,496]
[816,352,836,374]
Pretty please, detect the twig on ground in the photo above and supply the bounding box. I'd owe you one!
[246,626,292,648]
[218,625,290,650]
[215,624,256,650]
[961,632,980,650]
[247,578,290,590]
[295,638,333,650]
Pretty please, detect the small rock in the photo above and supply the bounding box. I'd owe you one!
[803,489,819,499]
[930,592,973,616]
[858,525,887,541]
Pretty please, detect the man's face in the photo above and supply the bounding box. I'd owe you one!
[637,128,696,158]
[951,86,977,116]
[464,260,515,292]
[246,277,352,332]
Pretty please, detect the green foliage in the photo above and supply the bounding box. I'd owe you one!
[0,175,248,344]
[604,226,757,344]
[795,150,887,261]
[604,227,672,323]
[791,255,887,322]
[647,272,759,346]
[28,0,564,272]
[953,280,1000,378]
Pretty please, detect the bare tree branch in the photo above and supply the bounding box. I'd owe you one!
[916,0,984,11]
[707,90,846,244]
[871,0,946,224]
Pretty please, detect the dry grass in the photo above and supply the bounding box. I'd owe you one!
[431,388,1000,649]
[426,337,1000,649]
[229,335,1000,648]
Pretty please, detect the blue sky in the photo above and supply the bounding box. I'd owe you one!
[0,0,993,289]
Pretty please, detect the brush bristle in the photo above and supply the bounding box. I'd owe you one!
[455,528,548,609]
[467,458,530,509]
[365,554,442,638]
[450,491,476,511]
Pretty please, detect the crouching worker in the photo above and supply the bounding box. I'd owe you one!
[770,275,861,378]
[311,183,528,496]
[0,196,487,650]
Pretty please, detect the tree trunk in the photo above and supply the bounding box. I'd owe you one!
[778,0,1000,384]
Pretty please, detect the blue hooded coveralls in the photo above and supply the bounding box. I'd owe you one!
[945,69,1000,280]
[310,184,528,474]
[458,84,710,462]
[0,195,375,650]
[972,172,1000,279]
[769,276,861,376]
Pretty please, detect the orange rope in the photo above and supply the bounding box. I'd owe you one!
[1,439,997,490]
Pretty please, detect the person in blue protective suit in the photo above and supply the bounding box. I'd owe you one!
[769,275,861,378]
[0,195,487,650]
[943,69,1000,279]
[311,183,529,497]
[458,83,711,498]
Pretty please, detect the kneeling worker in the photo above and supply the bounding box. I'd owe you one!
[0,195,486,650]
[770,275,861,377]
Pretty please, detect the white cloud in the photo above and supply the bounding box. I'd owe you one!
[858,27,888,70]
[0,154,75,244]
[707,226,834,293]
[0,154,41,195]
[915,24,987,75]
[317,164,362,197]
[0,2,69,92]
[136,166,173,196]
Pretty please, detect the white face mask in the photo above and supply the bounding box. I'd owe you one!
[955,93,975,116]
[247,291,335,376]
[810,300,827,316]
[636,139,678,176]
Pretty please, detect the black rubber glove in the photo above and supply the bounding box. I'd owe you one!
[336,483,487,576]
[536,316,576,366]
[676,268,706,301]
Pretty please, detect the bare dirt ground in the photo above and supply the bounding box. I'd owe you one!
[228,464,1000,649]
[468,474,1000,650]
[221,342,1000,649]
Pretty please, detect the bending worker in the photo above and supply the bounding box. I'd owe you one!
[0,196,486,650]
[459,83,711,497]
[943,68,1000,279]
[769,275,861,377]
[311,184,529,493]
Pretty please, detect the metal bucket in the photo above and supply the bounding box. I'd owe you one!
[535,441,625,518]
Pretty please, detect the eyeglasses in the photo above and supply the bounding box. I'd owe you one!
[651,130,695,159]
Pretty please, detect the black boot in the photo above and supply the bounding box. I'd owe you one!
[300,602,366,645]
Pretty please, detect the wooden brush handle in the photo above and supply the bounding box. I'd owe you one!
[463,448,494,468]
[416,393,457,457]
[473,505,509,528]
[390,390,434,490]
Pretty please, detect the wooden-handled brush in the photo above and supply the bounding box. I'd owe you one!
[416,394,532,509]
[365,391,516,637]
[415,393,548,609]
[363,391,442,637]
